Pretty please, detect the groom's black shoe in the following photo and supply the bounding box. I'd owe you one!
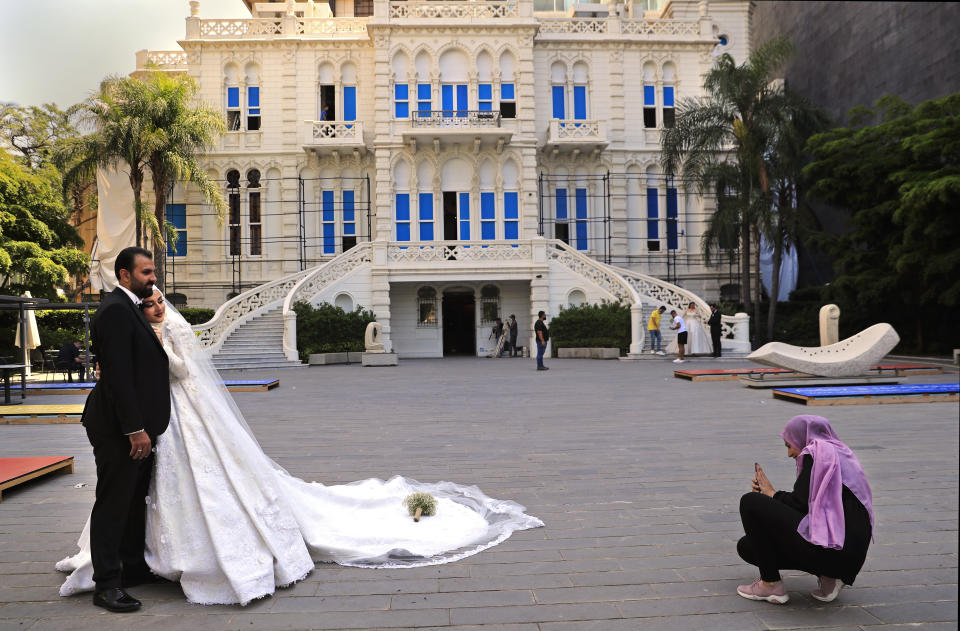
[93,587,142,613]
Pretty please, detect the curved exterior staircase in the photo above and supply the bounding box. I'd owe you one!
[210,308,304,371]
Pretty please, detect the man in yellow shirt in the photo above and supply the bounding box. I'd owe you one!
[647,306,667,355]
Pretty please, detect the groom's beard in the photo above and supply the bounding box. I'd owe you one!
[131,279,155,299]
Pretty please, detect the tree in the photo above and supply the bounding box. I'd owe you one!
[804,93,960,352]
[141,72,226,286]
[660,37,804,339]
[0,151,89,295]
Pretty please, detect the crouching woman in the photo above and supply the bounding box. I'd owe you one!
[737,414,874,605]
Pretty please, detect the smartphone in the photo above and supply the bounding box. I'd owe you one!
[754,462,759,473]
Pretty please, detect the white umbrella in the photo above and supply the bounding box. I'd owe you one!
[14,291,41,376]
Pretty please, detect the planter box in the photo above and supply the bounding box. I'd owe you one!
[308,352,348,365]
[557,347,621,360]
[348,352,362,363]
[362,352,398,367]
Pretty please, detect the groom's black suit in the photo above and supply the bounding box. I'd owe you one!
[83,287,170,589]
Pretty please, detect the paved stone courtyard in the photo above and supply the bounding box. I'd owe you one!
[1,357,957,630]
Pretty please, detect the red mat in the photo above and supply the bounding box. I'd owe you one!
[0,456,74,502]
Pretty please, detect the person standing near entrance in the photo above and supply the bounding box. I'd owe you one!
[508,315,519,357]
[708,304,723,358]
[670,309,687,363]
[534,311,550,371]
[647,306,666,355]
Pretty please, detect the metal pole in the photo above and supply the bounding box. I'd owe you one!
[365,173,372,243]
[605,171,611,265]
[298,176,306,270]
[537,172,543,237]
[82,306,91,382]
[18,302,27,398]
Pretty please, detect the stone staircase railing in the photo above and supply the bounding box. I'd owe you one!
[547,241,640,305]
[281,243,374,361]
[193,267,314,355]
[608,264,751,353]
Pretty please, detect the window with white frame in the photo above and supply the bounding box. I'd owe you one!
[480,285,500,324]
[643,85,657,128]
[226,86,241,131]
[247,86,261,131]
[417,286,438,327]
[227,170,241,255]
[394,83,409,119]
[247,169,262,256]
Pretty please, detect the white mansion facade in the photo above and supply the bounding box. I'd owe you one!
[127,0,753,361]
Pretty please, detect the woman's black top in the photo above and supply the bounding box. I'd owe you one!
[773,454,872,584]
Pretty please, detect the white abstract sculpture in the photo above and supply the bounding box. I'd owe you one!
[364,322,385,353]
[748,323,900,377]
[819,304,840,346]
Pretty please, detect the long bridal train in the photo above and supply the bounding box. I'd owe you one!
[57,306,543,606]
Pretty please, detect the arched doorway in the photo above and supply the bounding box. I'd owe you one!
[442,287,475,356]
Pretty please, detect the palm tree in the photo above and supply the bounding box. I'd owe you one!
[63,72,225,286]
[140,71,226,286]
[661,37,796,335]
[760,99,828,339]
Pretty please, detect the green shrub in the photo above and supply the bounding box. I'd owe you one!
[178,307,215,325]
[293,301,376,362]
[548,302,631,356]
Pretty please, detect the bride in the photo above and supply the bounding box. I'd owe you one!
[666,302,713,356]
[58,289,543,605]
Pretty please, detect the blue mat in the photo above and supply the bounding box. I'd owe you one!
[777,383,958,398]
[13,379,278,391]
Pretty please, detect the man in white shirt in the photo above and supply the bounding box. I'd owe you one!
[670,309,687,363]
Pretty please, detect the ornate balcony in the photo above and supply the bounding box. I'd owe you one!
[389,1,523,20]
[401,111,513,149]
[301,120,366,156]
[134,50,187,74]
[545,119,608,153]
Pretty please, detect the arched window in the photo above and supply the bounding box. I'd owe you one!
[662,62,677,128]
[417,286,438,327]
[226,169,241,256]
[245,63,262,131]
[572,62,589,121]
[224,63,241,130]
[642,62,657,128]
[551,62,566,120]
[567,289,586,307]
[247,169,261,256]
[480,284,500,323]
[499,51,517,118]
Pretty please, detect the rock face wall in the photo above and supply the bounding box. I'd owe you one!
[752,1,960,123]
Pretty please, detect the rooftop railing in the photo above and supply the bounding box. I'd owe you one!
[411,110,503,128]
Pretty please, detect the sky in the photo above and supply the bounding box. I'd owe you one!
[0,0,252,108]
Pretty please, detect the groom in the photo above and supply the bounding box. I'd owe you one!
[82,247,170,613]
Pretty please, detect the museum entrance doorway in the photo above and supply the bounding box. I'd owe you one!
[442,290,475,356]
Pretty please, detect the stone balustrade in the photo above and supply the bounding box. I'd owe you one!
[389,1,520,19]
[411,111,502,129]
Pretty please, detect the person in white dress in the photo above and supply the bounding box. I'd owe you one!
[666,302,713,356]
[58,290,543,606]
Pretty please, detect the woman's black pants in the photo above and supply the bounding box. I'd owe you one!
[737,492,845,583]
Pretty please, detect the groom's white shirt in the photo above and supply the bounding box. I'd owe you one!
[117,284,142,306]
[116,284,146,435]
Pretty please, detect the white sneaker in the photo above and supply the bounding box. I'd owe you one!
[673,358,685,363]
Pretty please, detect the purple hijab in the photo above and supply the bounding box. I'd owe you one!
[781,415,875,550]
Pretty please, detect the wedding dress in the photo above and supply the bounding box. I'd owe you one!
[666,308,713,355]
[57,307,543,605]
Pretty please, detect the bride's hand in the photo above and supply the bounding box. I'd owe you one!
[155,328,163,342]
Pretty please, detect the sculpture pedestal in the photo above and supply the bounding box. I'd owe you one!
[361,353,398,367]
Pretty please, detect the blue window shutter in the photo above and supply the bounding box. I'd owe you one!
[419,193,433,221]
[456,84,468,116]
[247,86,259,108]
[394,84,408,118]
[481,223,495,240]
[166,204,186,257]
[644,85,656,106]
[504,192,518,219]
[394,84,408,100]
[395,102,409,118]
[396,193,410,221]
[666,187,678,250]
[323,223,335,254]
[555,188,567,219]
[396,223,410,241]
[418,83,432,100]
[343,190,355,222]
[663,86,675,107]
[322,190,335,222]
[478,84,492,101]
[227,87,240,108]
[480,192,495,220]
[646,188,659,239]
[479,101,492,112]
[441,84,453,116]
[573,86,587,120]
[552,85,565,119]
[343,86,356,121]
[500,83,515,100]
[420,222,433,241]
[504,222,518,240]
[575,188,588,250]
[459,192,470,240]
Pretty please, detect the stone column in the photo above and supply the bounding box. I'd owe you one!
[370,269,393,352]
[628,302,644,357]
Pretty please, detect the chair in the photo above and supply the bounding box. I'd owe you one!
[30,349,46,374]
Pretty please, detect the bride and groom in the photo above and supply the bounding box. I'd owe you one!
[58,247,543,612]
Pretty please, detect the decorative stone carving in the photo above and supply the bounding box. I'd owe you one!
[364,322,386,352]
[819,304,840,346]
[748,323,901,377]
